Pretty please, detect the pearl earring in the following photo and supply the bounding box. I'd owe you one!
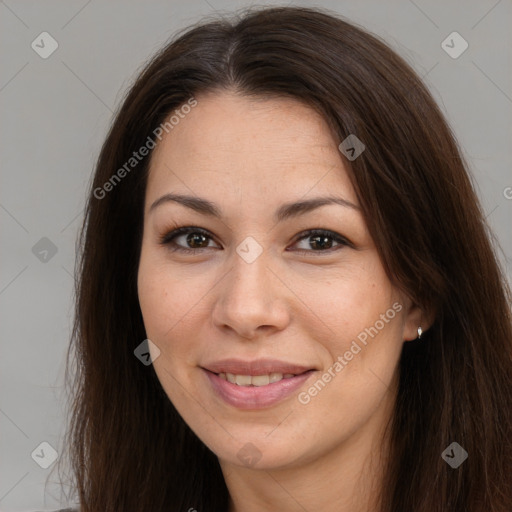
[417,326,423,339]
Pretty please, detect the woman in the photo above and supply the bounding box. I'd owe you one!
[55,6,512,511]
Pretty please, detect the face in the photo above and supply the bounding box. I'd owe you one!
[137,91,422,471]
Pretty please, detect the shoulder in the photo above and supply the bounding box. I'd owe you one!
[32,509,79,511]
[42,508,79,512]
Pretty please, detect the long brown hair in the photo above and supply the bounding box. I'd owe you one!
[55,6,512,511]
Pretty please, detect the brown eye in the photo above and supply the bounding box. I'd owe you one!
[306,233,334,250]
[184,232,210,248]
[159,226,351,256]
[290,229,351,255]
[159,227,219,254]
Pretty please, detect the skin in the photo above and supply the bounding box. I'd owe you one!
[137,90,429,512]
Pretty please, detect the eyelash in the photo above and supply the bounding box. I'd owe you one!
[158,226,352,256]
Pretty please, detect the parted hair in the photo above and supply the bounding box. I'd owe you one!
[55,6,512,511]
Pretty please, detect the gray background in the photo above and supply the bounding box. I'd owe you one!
[1,0,511,510]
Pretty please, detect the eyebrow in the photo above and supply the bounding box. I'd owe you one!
[149,193,360,222]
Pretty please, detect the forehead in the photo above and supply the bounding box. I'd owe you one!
[146,91,356,211]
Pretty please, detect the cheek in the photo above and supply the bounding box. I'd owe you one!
[138,258,202,339]
[137,267,172,338]
[297,308,403,452]
[317,303,404,423]
[290,258,396,340]
[137,262,200,402]
[137,258,221,383]
[295,261,404,398]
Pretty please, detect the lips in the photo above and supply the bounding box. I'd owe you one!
[201,358,317,409]
[202,358,314,376]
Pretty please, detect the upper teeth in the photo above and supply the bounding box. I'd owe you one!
[218,372,296,386]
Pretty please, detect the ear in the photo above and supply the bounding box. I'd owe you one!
[402,301,435,342]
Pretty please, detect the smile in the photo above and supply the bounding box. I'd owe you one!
[217,372,297,386]
[202,367,316,409]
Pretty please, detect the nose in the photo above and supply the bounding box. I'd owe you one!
[211,250,291,340]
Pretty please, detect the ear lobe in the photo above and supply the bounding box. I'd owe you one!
[403,303,436,342]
